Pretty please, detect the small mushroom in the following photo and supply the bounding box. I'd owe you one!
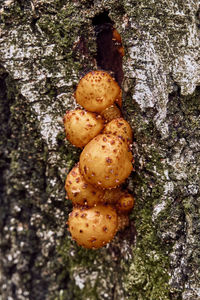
[101,104,122,122]
[79,134,133,189]
[112,28,122,43]
[103,118,133,145]
[74,70,121,113]
[116,192,135,214]
[118,46,125,57]
[65,164,105,207]
[68,204,118,249]
[63,109,104,148]
[103,187,123,204]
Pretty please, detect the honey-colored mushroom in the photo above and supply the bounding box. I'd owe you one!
[79,134,133,189]
[68,204,118,249]
[74,70,121,113]
[116,192,135,214]
[103,118,133,145]
[112,28,122,43]
[65,164,105,207]
[63,109,104,148]
[100,104,122,122]
[118,46,125,57]
[103,187,122,204]
[115,89,122,108]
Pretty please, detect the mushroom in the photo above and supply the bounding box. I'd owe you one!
[112,28,122,43]
[100,104,122,122]
[112,29,125,58]
[103,187,123,204]
[68,204,118,249]
[65,164,105,207]
[79,133,133,189]
[63,109,104,148]
[103,118,133,145]
[74,70,121,113]
[115,89,122,108]
[116,192,135,214]
[118,46,125,57]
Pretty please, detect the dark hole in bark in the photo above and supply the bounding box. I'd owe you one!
[92,10,124,87]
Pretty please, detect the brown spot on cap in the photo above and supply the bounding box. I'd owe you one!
[71,171,77,177]
[106,157,112,164]
[90,237,97,243]
[103,226,108,232]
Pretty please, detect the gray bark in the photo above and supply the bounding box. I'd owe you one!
[0,0,200,299]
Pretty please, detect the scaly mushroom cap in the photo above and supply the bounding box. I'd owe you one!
[116,192,135,214]
[68,204,118,249]
[115,89,122,108]
[63,109,104,148]
[65,164,104,207]
[74,70,121,113]
[103,187,122,204]
[79,134,133,189]
[103,118,133,145]
[101,104,122,122]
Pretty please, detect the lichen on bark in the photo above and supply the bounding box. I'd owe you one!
[0,0,200,300]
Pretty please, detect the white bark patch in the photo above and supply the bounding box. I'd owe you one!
[124,0,200,136]
[0,26,78,149]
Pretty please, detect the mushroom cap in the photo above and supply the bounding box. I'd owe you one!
[65,164,105,207]
[68,204,118,249]
[63,109,104,148]
[101,104,122,122]
[118,46,125,57]
[103,118,133,145]
[116,192,135,214]
[115,89,122,108]
[103,187,122,204]
[79,134,133,189]
[74,70,121,113]
[112,28,122,43]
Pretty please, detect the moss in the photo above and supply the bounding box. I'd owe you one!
[37,2,96,74]
[123,153,171,299]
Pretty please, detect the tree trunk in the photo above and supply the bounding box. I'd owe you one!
[0,0,200,299]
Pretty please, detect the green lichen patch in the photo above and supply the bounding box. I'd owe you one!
[123,167,171,299]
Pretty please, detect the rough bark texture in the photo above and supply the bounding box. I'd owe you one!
[0,0,200,299]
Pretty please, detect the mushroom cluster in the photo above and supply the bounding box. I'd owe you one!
[64,70,135,249]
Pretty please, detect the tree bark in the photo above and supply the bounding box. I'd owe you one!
[0,0,200,299]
